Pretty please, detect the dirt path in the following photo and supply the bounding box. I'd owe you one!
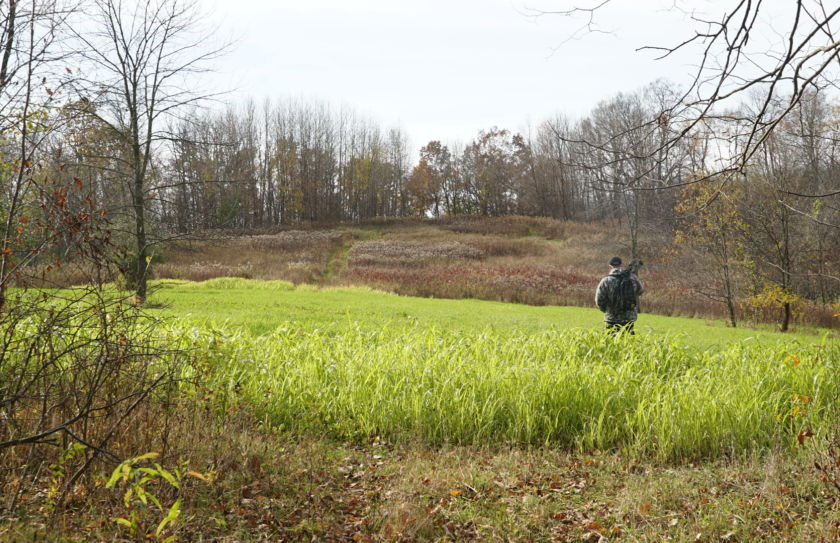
[317,242,353,284]
[316,227,382,285]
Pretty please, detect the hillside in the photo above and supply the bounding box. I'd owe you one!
[157,217,840,332]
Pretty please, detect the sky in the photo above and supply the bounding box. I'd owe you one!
[200,0,766,150]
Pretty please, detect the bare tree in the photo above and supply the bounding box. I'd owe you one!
[0,0,77,308]
[542,1,840,194]
[70,0,227,301]
[0,1,192,515]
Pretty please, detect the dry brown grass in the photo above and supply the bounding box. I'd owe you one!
[8,404,840,542]
[436,215,569,239]
[156,230,361,284]
[349,240,485,267]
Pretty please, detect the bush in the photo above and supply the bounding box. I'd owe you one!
[0,288,189,513]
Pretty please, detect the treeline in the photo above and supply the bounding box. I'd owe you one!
[50,89,687,230]
[164,101,411,229]
[146,82,695,229]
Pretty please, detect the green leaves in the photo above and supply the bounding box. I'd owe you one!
[105,452,202,541]
[155,498,182,537]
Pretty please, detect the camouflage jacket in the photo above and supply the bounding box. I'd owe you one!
[595,268,644,324]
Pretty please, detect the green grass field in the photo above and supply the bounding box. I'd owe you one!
[150,278,830,349]
[148,279,839,460]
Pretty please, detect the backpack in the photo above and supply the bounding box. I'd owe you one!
[611,270,637,312]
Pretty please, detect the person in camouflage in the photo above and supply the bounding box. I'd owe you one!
[595,256,644,334]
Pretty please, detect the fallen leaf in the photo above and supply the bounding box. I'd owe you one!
[186,470,210,481]
[797,428,814,445]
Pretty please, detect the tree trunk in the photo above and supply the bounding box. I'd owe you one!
[133,167,147,302]
[722,263,737,327]
[0,0,16,91]
[780,302,791,332]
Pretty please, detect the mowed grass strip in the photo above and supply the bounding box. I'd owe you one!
[154,279,840,460]
[151,278,831,347]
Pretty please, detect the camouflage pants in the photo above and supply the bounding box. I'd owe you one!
[605,321,635,335]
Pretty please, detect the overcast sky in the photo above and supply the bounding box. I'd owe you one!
[201,0,769,150]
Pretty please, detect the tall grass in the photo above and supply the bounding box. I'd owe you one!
[176,322,840,460]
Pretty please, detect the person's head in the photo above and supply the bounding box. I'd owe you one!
[608,256,622,269]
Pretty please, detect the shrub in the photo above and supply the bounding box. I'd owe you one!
[0,289,189,513]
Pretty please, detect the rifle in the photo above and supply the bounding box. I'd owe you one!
[627,259,644,276]
[627,259,643,312]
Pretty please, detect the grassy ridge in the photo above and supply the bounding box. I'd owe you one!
[154,279,839,460]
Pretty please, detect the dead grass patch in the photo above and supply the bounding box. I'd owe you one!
[465,237,549,258]
[349,241,485,267]
[157,230,361,284]
[247,230,348,250]
[13,416,838,543]
[438,215,568,239]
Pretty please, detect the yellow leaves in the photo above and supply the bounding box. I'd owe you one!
[112,517,133,528]
[787,354,800,366]
[777,393,812,425]
[789,394,810,418]
[134,452,161,461]
[186,470,212,482]
[449,488,462,497]
[747,283,801,311]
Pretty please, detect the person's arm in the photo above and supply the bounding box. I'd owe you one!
[595,277,609,311]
